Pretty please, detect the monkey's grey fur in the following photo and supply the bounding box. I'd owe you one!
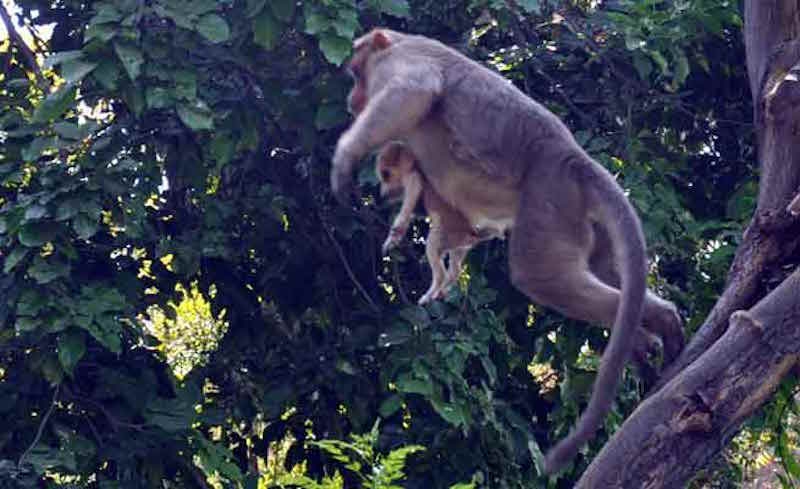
[331,29,684,474]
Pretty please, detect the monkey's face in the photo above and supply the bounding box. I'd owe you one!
[346,30,392,115]
[377,163,405,201]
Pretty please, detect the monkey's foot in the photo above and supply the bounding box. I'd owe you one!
[418,285,443,305]
[381,227,407,254]
[649,304,685,367]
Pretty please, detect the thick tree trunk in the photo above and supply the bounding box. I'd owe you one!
[578,1,800,487]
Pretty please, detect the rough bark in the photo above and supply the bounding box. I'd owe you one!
[579,1,800,487]
[578,271,800,487]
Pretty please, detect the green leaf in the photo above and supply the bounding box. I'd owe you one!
[24,204,48,221]
[331,9,358,38]
[779,431,800,477]
[55,199,81,221]
[53,122,82,140]
[632,52,653,80]
[253,9,283,50]
[92,60,122,90]
[430,399,467,427]
[90,3,124,25]
[32,85,77,124]
[399,306,431,327]
[145,87,174,109]
[42,50,84,69]
[76,314,122,354]
[84,22,117,43]
[672,49,690,88]
[73,214,99,239]
[371,0,410,17]
[61,59,98,84]
[269,0,295,22]
[144,397,197,432]
[172,70,197,100]
[21,136,56,161]
[195,14,230,43]
[304,6,329,35]
[210,133,235,167]
[318,34,351,65]
[648,50,669,76]
[516,0,541,14]
[395,373,433,397]
[379,394,403,417]
[246,0,267,17]
[114,41,144,81]
[58,330,86,376]
[15,316,39,333]
[28,256,70,284]
[18,223,58,247]
[3,247,29,273]
[40,355,64,385]
[177,101,214,130]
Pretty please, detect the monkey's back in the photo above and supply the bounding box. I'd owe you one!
[396,34,589,187]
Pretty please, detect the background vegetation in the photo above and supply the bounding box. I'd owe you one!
[0,0,786,487]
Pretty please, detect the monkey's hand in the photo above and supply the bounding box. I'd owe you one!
[331,137,360,206]
[381,226,406,254]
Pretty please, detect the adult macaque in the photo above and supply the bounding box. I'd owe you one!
[331,28,684,473]
[377,141,502,304]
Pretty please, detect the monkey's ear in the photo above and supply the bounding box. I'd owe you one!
[372,30,391,50]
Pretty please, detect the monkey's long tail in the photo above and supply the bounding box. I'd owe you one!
[542,162,648,475]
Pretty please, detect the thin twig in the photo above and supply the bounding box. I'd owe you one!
[0,3,45,86]
[65,389,146,432]
[18,383,60,468]
[392,260,411,305]
[322,221,381,313]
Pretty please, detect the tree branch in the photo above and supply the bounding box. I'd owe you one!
[578,270,800,488]
[18,383,60,468]
[0,3,45,85]
[651,3,800,392]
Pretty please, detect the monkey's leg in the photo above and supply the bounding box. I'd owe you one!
[382,172,424,254]
[588,224,685,365]
[436,247,469,299]
[419,224,447,305]
[507,188,645,350]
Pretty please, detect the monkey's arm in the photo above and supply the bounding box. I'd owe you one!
[332,65,444,203]
[382,171,423,254]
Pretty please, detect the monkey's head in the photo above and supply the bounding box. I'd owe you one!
[346,29,401,115]
[376,142,415,202]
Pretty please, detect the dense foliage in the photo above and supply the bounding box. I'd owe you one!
[0,0,759,487]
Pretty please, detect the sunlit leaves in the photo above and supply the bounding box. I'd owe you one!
[31,85,77,124]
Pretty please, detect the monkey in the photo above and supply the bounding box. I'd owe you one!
[330,28,685,474]
[376,141,503,304]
